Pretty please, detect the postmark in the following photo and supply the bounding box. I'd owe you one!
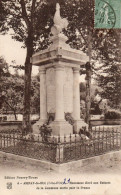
[94,0,121,28]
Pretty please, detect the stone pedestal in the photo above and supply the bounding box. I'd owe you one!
[55,66,65,120]
[50,120,73,136]
[49,65,73,135]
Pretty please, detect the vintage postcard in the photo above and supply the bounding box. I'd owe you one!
[0,0,121,195]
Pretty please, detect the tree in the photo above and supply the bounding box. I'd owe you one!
[66,1,121,120]
[0,0,56,133]
[1,0,120,132]
[80,82,86,101]
[0,66,40,120]
[0,56,10,109]
[96,64,121,109]
[0,56,9,76]
[0,73,24,120]
[95,30,121,109]
[85,62,92,124]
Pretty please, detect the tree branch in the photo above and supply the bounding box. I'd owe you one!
[34,0,45,11]
[31,0,36,26]
[79,29,88,45]
[4,99,15,111]
[31,0,36,15]
[20,0,30,27]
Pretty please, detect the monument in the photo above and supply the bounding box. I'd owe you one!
[31,3,89,136]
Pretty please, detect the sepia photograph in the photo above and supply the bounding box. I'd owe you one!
[0,0,121,194]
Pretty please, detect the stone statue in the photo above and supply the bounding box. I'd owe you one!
[51,3,68,35]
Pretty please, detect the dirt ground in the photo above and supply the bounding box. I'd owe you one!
[0,155,121,175]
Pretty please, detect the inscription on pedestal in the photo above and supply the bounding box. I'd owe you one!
[64,67,73,113]
[46,68,56,113]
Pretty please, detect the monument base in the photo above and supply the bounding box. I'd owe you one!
[32,119,47,134]
[49,120,73,136]
[73,120,88,134]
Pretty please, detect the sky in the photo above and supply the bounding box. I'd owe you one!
[0,34,39,75]
[0,33,85,81]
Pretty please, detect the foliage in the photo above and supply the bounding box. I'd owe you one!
[39,124,52,142]
[47,113,55,124]
[0,73,24,119]
[0,0,54,131]
[80,100,86,119]
[104,110,121,120]
[0,73,40,117]
[63,1,121,110]
[0,56,10,109]
[23,133,35,140]
[80,82,104,117]
[0,56,9,76]
[80,82,86,101]
[91,101,102,115]
[79,126,92,139]
[96,64,121,109]
[0,57,40,118]
[96,30,121,108]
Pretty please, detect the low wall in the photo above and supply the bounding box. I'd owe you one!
[90,119,121,126]
[0,121,37,132]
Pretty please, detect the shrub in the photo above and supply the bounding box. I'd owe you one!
[104,110,121,119]
[39,124,52,142]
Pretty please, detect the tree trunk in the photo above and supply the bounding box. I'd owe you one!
[13,109,17,121]
[85,62,92,124]
[85,31,92,126]
[22,34,33,135]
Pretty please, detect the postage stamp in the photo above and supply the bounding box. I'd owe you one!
[94,0,121,28]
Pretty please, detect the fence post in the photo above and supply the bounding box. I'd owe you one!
[105,130,107,151]
[112,128,114,149]
[93,133,96,155]
[56,135,63,163]
[116,128,118,148]
[103,126,104,137]
[109,130,111,150]
[3,135,5,148]
[97,134,100,153]
[56,144,64,163]
[75,134,77,159]
[102,133,104,152]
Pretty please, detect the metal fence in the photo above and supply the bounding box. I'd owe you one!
[0,126,121,164]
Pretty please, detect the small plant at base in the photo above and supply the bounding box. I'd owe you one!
[79,126,92,140]
[39,123,52,142]
[22,133,35,141]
